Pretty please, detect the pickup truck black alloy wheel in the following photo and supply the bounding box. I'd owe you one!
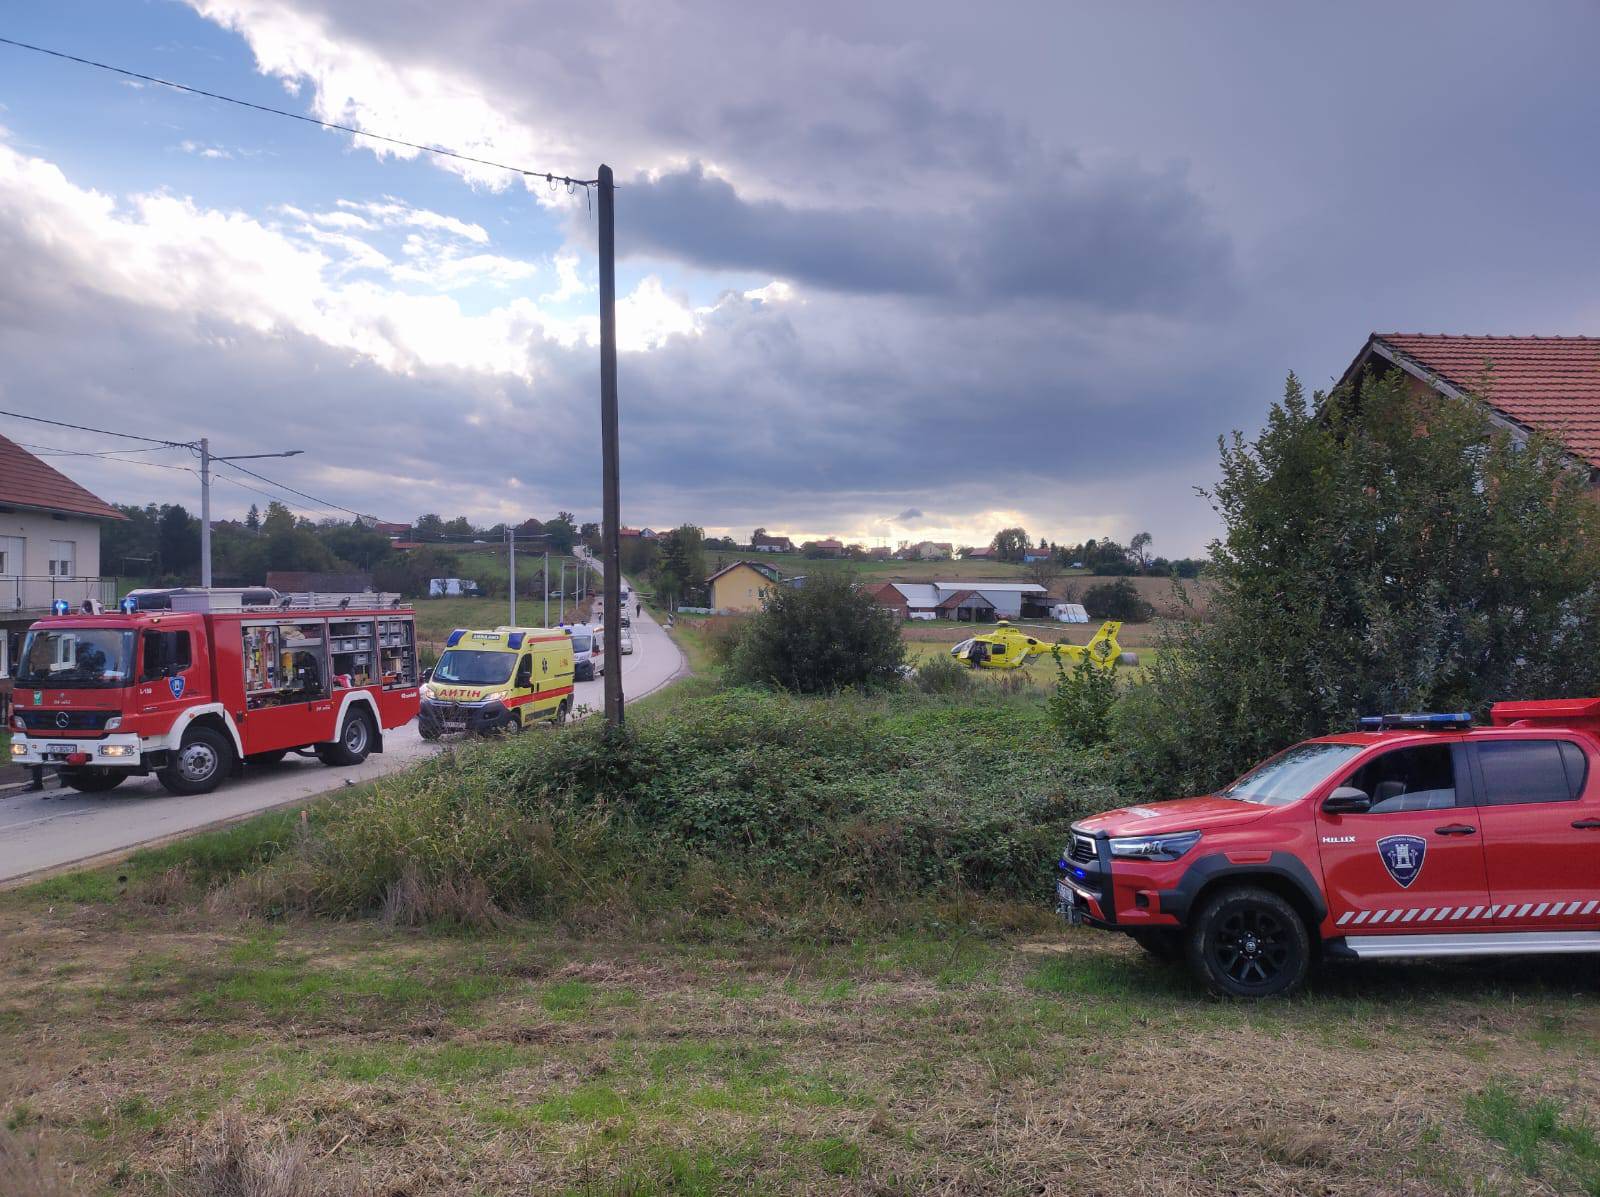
[1186,886,1309,998]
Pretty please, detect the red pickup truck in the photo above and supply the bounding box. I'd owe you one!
[1058,699,1600,996]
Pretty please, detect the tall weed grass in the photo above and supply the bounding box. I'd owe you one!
[247,688,1113,924]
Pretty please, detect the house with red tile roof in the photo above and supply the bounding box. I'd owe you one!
[1341,334,1600,477]
[0,433,126,682]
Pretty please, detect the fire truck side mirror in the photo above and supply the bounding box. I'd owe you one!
[1322,786,1372,815]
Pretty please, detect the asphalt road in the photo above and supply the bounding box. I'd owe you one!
[0,582,685,885]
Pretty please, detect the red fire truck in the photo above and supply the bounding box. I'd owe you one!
[1059,701,1600,997]
[9,594,421,795]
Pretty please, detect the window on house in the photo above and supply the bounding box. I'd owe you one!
[48,540,76,578]
[0,536,23,576]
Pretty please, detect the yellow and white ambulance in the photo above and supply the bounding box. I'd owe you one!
[419,626,575,737]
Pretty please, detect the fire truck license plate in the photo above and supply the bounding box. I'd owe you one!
[47,744,76,756]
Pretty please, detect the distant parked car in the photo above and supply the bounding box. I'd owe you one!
[620,630,634,654]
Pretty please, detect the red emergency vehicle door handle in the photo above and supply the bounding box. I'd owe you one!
[1572,819,1600,830]
[1434,824,1476,836]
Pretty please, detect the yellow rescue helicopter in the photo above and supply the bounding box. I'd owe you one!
[949,620,1135,670]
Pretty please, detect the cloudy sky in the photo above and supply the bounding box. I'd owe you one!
[1,2,1597,553]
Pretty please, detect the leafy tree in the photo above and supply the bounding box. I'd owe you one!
[245,504,261,533]
[157,504,200,577]
[1128,531,1153,570]
[991,526,1030,563]
[261,501,297,538]
[655,525,706,604]
[443,516,474,539]
[414,513,445,541]
[727,571,906,693]
[1083,577,1152,622]
[1117,370,1600,797]
[542,511,577,554]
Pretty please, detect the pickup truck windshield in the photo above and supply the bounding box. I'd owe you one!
[16,628,136,689]
[431,649,514,686]
[1220,742,1365,806]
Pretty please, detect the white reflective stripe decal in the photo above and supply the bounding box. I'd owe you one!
[1532,903,1550,917]
[1352,911,1371,925]
[1419,908,1436,921]
[1337,912,1353,926]
[1515,904,1533,917]
[1563,901,1583,915]
[1468,906,1486,919]
[1385,909,1404,923]
[1585,901,1599,915]
[1448,907,1466,920]
[1401,909,1420,923]
[1484,905,1499,918]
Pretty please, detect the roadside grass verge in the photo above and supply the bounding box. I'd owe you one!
[19,803,325,905]
[222,687,1114,927]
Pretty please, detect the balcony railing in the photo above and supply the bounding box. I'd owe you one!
[0,576,120,616]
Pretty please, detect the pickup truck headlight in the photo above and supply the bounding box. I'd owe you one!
[1108,830,1202,862]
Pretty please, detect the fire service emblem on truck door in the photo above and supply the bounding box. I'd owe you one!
[1377,835,1427,888]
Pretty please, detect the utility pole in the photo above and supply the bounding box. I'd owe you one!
[197,442,303,588]
[507,525,516,626]
[543,550,549,627]
[199,438,211,589]
[598,164,624,727]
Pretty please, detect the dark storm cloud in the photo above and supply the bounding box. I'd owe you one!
[896,508,924,522]
[621,163,1232,311]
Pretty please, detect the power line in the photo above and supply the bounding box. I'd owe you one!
[20,441,184,459]
[213,457,371,522]
[0,407,190,447]
[208,470,348,521]
[0,36,598,191]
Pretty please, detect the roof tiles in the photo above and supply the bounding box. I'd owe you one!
[1373,334,1600,467]
[0,433,125,520]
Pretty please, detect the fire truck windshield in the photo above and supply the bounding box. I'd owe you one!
[1219,741,1365,806]
[431,649,515,686]
[16,627,136,689]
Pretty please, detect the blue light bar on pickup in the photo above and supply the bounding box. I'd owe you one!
[1357,712,1473,731]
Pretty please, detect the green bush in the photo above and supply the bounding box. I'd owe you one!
[912,654,973,695]
[1046,653,1117,748]
[1082,577,1153,622]
[254,689,1115,921]
[725,571,906,693]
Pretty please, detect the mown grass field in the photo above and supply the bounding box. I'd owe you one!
[2,846,1597,1195]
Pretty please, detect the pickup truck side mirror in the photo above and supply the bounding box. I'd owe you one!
[1323,786,1372,815]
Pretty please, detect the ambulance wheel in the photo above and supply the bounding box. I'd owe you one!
[1185,887,1309,999]
[59,767,126,793]
[157,726,234,796]
[554,699,570,725]
[318,709,375,767]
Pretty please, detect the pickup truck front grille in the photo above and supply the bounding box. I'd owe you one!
[1068,834,1097,865]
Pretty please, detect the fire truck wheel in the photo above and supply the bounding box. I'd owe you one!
[157,726,234,796]
[59,767,126,793]
[318,709,375,767]
[1184,886,1310,999]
